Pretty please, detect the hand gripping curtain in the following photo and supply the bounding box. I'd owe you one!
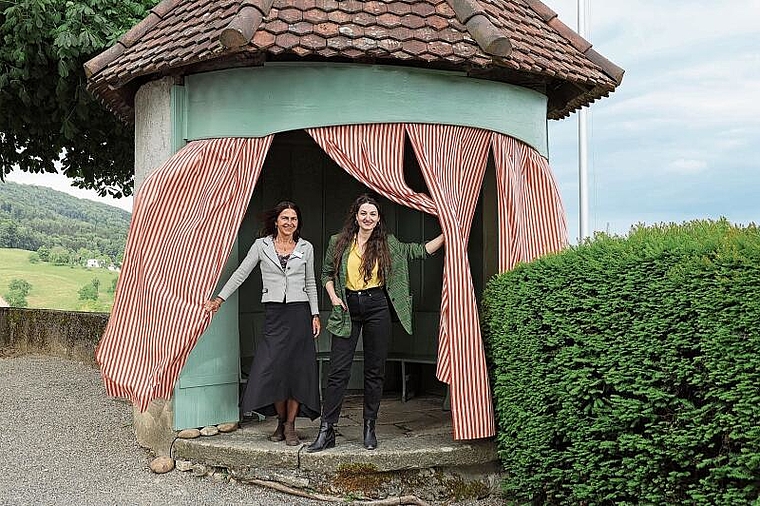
[96,137,273,411]
[491,133,568,270]
[308,124,495,440]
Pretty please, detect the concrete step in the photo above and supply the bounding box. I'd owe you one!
[171,395,502,502]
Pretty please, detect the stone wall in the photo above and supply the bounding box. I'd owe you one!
[0,307,108,363]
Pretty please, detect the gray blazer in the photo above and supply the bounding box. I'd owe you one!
[217,236,319,315]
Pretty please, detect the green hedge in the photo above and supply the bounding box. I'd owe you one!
[482,220,760,505]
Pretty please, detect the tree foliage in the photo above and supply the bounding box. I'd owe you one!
[0,181,129,258]
[77,277,99,301]
[0,0,160,197]
[5,277,31,307]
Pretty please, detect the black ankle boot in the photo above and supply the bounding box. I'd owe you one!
[363,419,377,450]
[306,422,335,453]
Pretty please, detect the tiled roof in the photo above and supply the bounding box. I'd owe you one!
[85,0,623,123]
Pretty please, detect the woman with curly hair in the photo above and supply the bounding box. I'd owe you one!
[307,194,443,452]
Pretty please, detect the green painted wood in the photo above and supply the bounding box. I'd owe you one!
[182,63,549,156]
[232,131,444,392]
[170,85,187,154]
[172,241,241,429]
[173,129,495,400]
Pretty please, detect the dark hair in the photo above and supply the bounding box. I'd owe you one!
[260,201,302,241]
[333,194,391,284]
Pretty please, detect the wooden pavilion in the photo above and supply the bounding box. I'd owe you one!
[85,0,622,454]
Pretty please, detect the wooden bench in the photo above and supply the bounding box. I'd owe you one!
[316,351,444,405]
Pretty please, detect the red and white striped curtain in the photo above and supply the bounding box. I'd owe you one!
[491,133,569,270]
[96,137,273,410]
[98,127,567,438]
[406,124,494,440]
[309,124,496,440]
[308,124,436,214]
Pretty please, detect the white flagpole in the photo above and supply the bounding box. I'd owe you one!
[578,0,590,241]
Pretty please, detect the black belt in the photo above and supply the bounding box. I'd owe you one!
[345,286,385,297]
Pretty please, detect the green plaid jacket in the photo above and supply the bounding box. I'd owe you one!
[322,234,429,337]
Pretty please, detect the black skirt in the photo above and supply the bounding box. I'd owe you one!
[240,301,321,420]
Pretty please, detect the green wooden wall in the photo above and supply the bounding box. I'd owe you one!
[171,62,533,421]
[236,130,491,391]
[180,63,549,157]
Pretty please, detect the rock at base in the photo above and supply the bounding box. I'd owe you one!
[175,459,193,472]
[177,428,201,439]
[217,422,239,433]
[200,426,219,437]
[149,456,175,474]
[191,463,208,477]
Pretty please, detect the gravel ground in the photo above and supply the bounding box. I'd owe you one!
[0,354,505,506]
[0,354,327,506]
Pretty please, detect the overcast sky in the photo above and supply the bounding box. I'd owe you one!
[7,1,759,241]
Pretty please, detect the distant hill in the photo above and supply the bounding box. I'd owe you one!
[0,181,130,259]
[0,248,118,312]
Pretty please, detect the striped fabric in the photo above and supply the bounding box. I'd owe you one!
[307,124,437,215]
[491,133,569,270]
[405,124,495,440]
[96,137,273,411]
[309,124,496,440]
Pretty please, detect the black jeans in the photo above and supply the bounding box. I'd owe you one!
[322,287,391,423]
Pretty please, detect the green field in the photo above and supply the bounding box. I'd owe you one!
[0,248,118,312]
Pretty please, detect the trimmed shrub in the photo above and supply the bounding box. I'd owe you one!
[483,219,760,505]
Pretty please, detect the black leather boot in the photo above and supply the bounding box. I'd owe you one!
[363,419,377,450]
[306,422,335,453]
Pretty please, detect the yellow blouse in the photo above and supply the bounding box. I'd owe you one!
[345,241,382,290]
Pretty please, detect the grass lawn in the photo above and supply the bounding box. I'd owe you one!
[0,248,118,312]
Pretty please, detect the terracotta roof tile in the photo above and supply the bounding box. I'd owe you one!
[276,32,300,49]
[304,9,328,24]
[436,3,456,17]
[85,0,623,123]
[314,21,339,38]
[401,14,426,30]
[365,1,388,16]
[252,29,276,48]
[267,19,289,34]
[301,33,327,50]
[341,0,365,14]
[290,20,313,35]
[388,3,413,16]
[279,7,303,23]
[327,9,352,24]
[377,13,403,29]
[428,40,454,57]
[327,36,352,51]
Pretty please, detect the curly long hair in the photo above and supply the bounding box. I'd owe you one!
[260,201,302,241]
[333,194,392,285]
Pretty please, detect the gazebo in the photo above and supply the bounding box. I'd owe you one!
[85,0,622,454]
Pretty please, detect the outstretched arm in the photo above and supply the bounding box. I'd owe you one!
[425,233,444,255]
[203,240,261,313]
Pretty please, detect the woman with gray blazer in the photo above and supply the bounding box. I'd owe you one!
[204,201,320,446]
